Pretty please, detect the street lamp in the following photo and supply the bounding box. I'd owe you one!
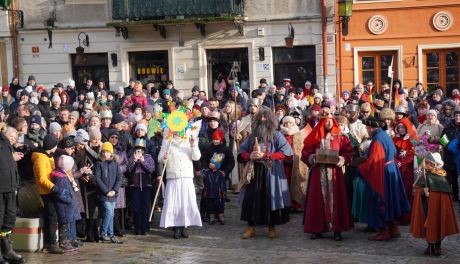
[284,23,295,48]
[338,0,353,36]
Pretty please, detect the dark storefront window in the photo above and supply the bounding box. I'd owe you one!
[128,51,169,83]
[206,48,249,96]
[71,53,109,90]
[273,46,316,88]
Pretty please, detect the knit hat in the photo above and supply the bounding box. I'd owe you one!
[24,86,33,94]
[28,75,35,81]
[88,127,102,140]
[2,86,8,92]
[101,142,114,155]
[99,110,113,119]
[313,93,322,99]
[61,136,76,149]
[69,111,80,120]
[84,103,93,110]
[111,113,125,125]
[51,95,61,103]
[210,153,224,170]
[282,115,295,125]
[162,89,171,96]
[135,123,147,133]
[74,129,89,144]
[435,89,443,96]
[427,109,437,117]
[49,122,62,134]
[208,111,220,122]
[86,92,95,99]
[211,129,225,141]
[249,98,260,107]
[29,115,42,125]
[108,129,119,138]
[58,155,74,172]
[69,79,75,87]
[43,134,58,151]
[134,138,146,149]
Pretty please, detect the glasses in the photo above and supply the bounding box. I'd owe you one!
[362,111,369,114]
[353,92,360,95]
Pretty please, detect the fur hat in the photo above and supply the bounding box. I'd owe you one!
[379,108,396,121]
[101,142,113,155]
[58,155,74,172]
[281,115,295,125]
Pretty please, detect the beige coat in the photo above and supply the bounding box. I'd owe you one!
[290,124,312,205]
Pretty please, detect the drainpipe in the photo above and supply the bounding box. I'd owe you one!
[336,0,343,105]
[321,0,328,94]
[11,0,19,78]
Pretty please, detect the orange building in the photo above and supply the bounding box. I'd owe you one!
[337,0,460,96]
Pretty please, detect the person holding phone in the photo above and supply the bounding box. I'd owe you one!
[128,138,155,235]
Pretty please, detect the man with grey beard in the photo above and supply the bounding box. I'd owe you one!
[238,106,293,240]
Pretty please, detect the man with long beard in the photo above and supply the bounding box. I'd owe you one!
[301,114,354,241]
[238,106,293,239]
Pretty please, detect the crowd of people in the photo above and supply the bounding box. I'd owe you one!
[0,74,458,262]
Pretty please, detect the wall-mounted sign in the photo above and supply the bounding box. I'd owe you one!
[256,63,270,71]
[32,46,39,58]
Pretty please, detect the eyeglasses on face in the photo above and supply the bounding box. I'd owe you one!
[361,111,369,114]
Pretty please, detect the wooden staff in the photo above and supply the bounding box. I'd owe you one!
[149,139,172,222]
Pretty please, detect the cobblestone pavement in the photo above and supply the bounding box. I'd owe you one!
[21,194,460,264]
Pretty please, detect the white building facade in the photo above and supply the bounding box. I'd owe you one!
[15,0,336,95]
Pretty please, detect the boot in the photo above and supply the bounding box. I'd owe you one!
[310,233,323,240]
[173,227,181,239]
[180,227,189,238]
[389,222,401,238]
[44,243,64,254]
[434,241,442,256]
[333,232,342,241]
[424,243,435,255]
[58,224,77,252]
[368,227,391,241]
[217,214,225,225]
[242,227,255,239]
[268,226,276,239]
[1,234,24,264]
[209,215,215,225]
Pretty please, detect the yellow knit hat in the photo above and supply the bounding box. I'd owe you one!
[101,142,114,155]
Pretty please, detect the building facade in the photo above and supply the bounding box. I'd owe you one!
[14,0,336,95]
[0,8,14,86]
[337,0,460,96]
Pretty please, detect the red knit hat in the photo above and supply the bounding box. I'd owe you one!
[212,129,225,141]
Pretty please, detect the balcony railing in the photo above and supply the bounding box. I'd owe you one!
[112,0,243,21]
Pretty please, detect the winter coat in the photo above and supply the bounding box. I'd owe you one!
[31,149,55,195]
[447,138,460,175]
[94,158,122,202]
[130,95,147,108]
[158,136,201,179]
[202,169,225,199]
[128,153,155,188]
[51,168,81,224]
[0,134,20,193]
[417,121,444,144]
[441,122,460,172]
